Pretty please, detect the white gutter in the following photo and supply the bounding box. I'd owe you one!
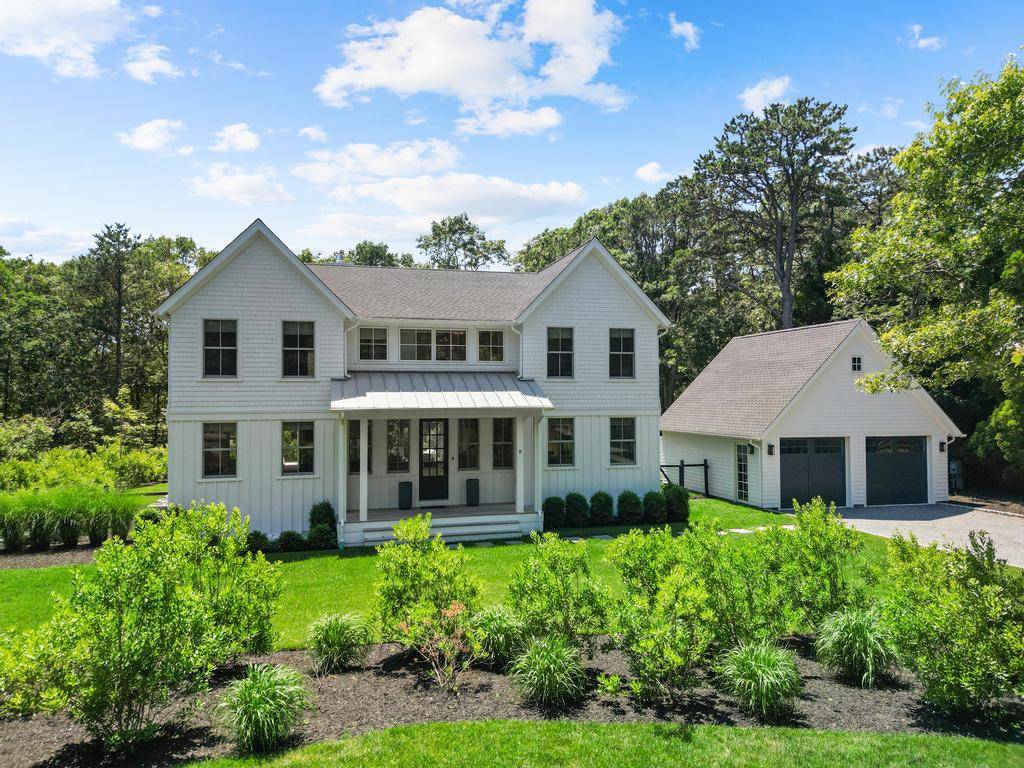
[343,321,359,379]
[510,323,524,379]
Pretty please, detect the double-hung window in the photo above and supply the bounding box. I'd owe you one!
[281,421,314,475]
[348,420,373,474]
[547,417,575,467]
[202,423,237,478]
[282,321,314,377]
[609,417,636,465]
[435,330,467,361]
[609,328,635,378]
[203,319,237,377]
[359,327,387,361]
[547,327,573,378]
[458,418,479,470]
[478,330,504,362]
[386,419,410,473]
[400,329,432,361]
[492,417,514,469]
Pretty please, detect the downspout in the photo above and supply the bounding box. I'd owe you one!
[510,323,524,379]
[343,320,358,379]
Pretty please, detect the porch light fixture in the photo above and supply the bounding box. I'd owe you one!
[767,443,775,456]
[939,441,947,453]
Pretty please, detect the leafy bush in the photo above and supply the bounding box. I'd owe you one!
[0,447,114,493]
[0,629,65,716]
[642,491,667,523]
[403,600,475,691]
[616,490,642,523]
[507,532,607,651]
[307,614,371,675]
[617,566,713,702]
[664,484,690,524]
[306,523,337,550]
[717,640,802,720]
[95,442,167,490]
[0,417,54,462]
[589,491,613,525]
[541,496,565,529]
[879,531,1024,712]
[246,530,273,554]
[276,530,307,552]
[510,635,586,708]
[216,664,310,753]
[606,526,685,607]
[468,605,528,668]
[815,608,897,688]
[309,500,336,531]
[564,492,589,526]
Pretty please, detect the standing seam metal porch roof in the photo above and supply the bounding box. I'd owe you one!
[331,371,553,412]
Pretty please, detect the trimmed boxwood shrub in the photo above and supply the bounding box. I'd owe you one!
[564,492,589,527]
[642,491,667,523]
[617,490,642,524]
[246,530,273,554]
[276,530,306,552]
[664,484,690,525]
[306,523,337,550]
[589,491,613,526]
[542,496,565,530]
[309,500,336,532]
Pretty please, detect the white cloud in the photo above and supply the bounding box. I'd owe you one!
[212,122,261,152]
[142,5,162,18]
[634,161,674,184]
[115,117,191,154]
[298,125,328,143]
[852,144,882,158]
[0,0,134,78]
[668,12,700,52]
[738,75,793,112]
[404,109,428,125]
[292,139,461,185]
[903,119,929,131]
[455,106,562,137]
[0,212,90,262]
[904,24,945,51]
[123,43,182,83]
[209,50,269,76]
[303,212,432,241]
[315,0,627,133]
[188,163,294,205]
[858,96,903,119]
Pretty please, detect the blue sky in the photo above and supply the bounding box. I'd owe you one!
[1,1,1021,263]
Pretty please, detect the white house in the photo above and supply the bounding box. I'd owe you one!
[660,319,963,510]
[156,219,670,545]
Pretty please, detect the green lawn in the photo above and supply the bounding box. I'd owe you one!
[129,481,168,496]
[0,498,889,648]
[191,720,1022,768]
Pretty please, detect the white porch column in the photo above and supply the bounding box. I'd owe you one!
[514,415,525,514]
[358,417,368,522]
[336,416,346,546]
[534,415,545,527]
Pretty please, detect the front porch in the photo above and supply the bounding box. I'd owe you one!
[342,502,539,546]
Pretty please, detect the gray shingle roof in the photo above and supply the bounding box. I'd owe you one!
[660,319,863,440]
[307,241,586,322]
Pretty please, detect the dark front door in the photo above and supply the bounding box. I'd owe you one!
[779,437,846,508]
[866,436,927,505]
[419,418,449,502]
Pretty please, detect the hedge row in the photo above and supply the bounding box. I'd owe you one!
[247,500,339,553]
[0,443,167,493]
[0,487,148,551]
[542,485,689,529]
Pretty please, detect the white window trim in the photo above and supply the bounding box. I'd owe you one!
[399,327,434,362]
[199,421,238,480]
[358,326,389,362]
[608,327,637,380]
[280,319,318,379]
[280,419,317,477]
[609,416,638,466]
[201,318,239,379]
[546,416,576,468]
[477,329,505,364]
[545,325,576,380]
[433,328,469,363]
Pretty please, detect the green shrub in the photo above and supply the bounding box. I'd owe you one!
[468,606,528,668]
[309,500,336,531]
[664,484,690,524]
[216,664,310,753]
[717,640,803,720]
[589,492,613,526]
[541,496,565,529]
[306,523,337,550]
[277,530,307,552]
[616,490,642,523]
[880,531,1024,712]
[402,600,475,692]
[815,608,897,688]
[23,494,53,550]
[0,416,54,462]
[246,530,272,554]
[0,495,25,552]
[564,492,589,526]
[0,629,65,716]
[510,635,586,708]
[307,614,371,675]
[642,491,666,523]
[96,442,167,490]
[617,566,713,702]
[507,532,607,651]
[606,525,685,607]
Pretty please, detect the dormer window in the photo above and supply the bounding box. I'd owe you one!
[851,355,862,372]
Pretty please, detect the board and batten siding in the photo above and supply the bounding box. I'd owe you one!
[660,431,763,507]
[762,330,950,508]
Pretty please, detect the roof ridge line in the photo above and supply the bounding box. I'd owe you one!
[733,318,861,340]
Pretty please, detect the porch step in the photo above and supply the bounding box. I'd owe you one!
[345,512,536,546]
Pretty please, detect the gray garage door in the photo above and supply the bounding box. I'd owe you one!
[779,437,846,508]
[866,436,928,505]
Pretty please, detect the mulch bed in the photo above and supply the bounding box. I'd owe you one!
[951,493,1024,518]
[0,544,99,570]
[2,638,1021,768]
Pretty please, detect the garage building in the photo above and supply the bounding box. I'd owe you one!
[659,319,963,509]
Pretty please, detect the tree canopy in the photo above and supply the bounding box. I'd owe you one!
[416,213,508,270]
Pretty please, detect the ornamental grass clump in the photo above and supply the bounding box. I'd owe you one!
[510,635,586,709]
[815,607,897,688]
[216,664,311,753]
[468,605,528,669]
[307,614,371,675]
[717,640,803,720]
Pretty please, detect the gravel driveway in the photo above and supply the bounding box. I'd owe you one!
[840,503,1024,567]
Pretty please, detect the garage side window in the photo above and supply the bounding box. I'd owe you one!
[735,444,749,502]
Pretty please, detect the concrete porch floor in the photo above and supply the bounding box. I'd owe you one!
[345,502,534,523]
